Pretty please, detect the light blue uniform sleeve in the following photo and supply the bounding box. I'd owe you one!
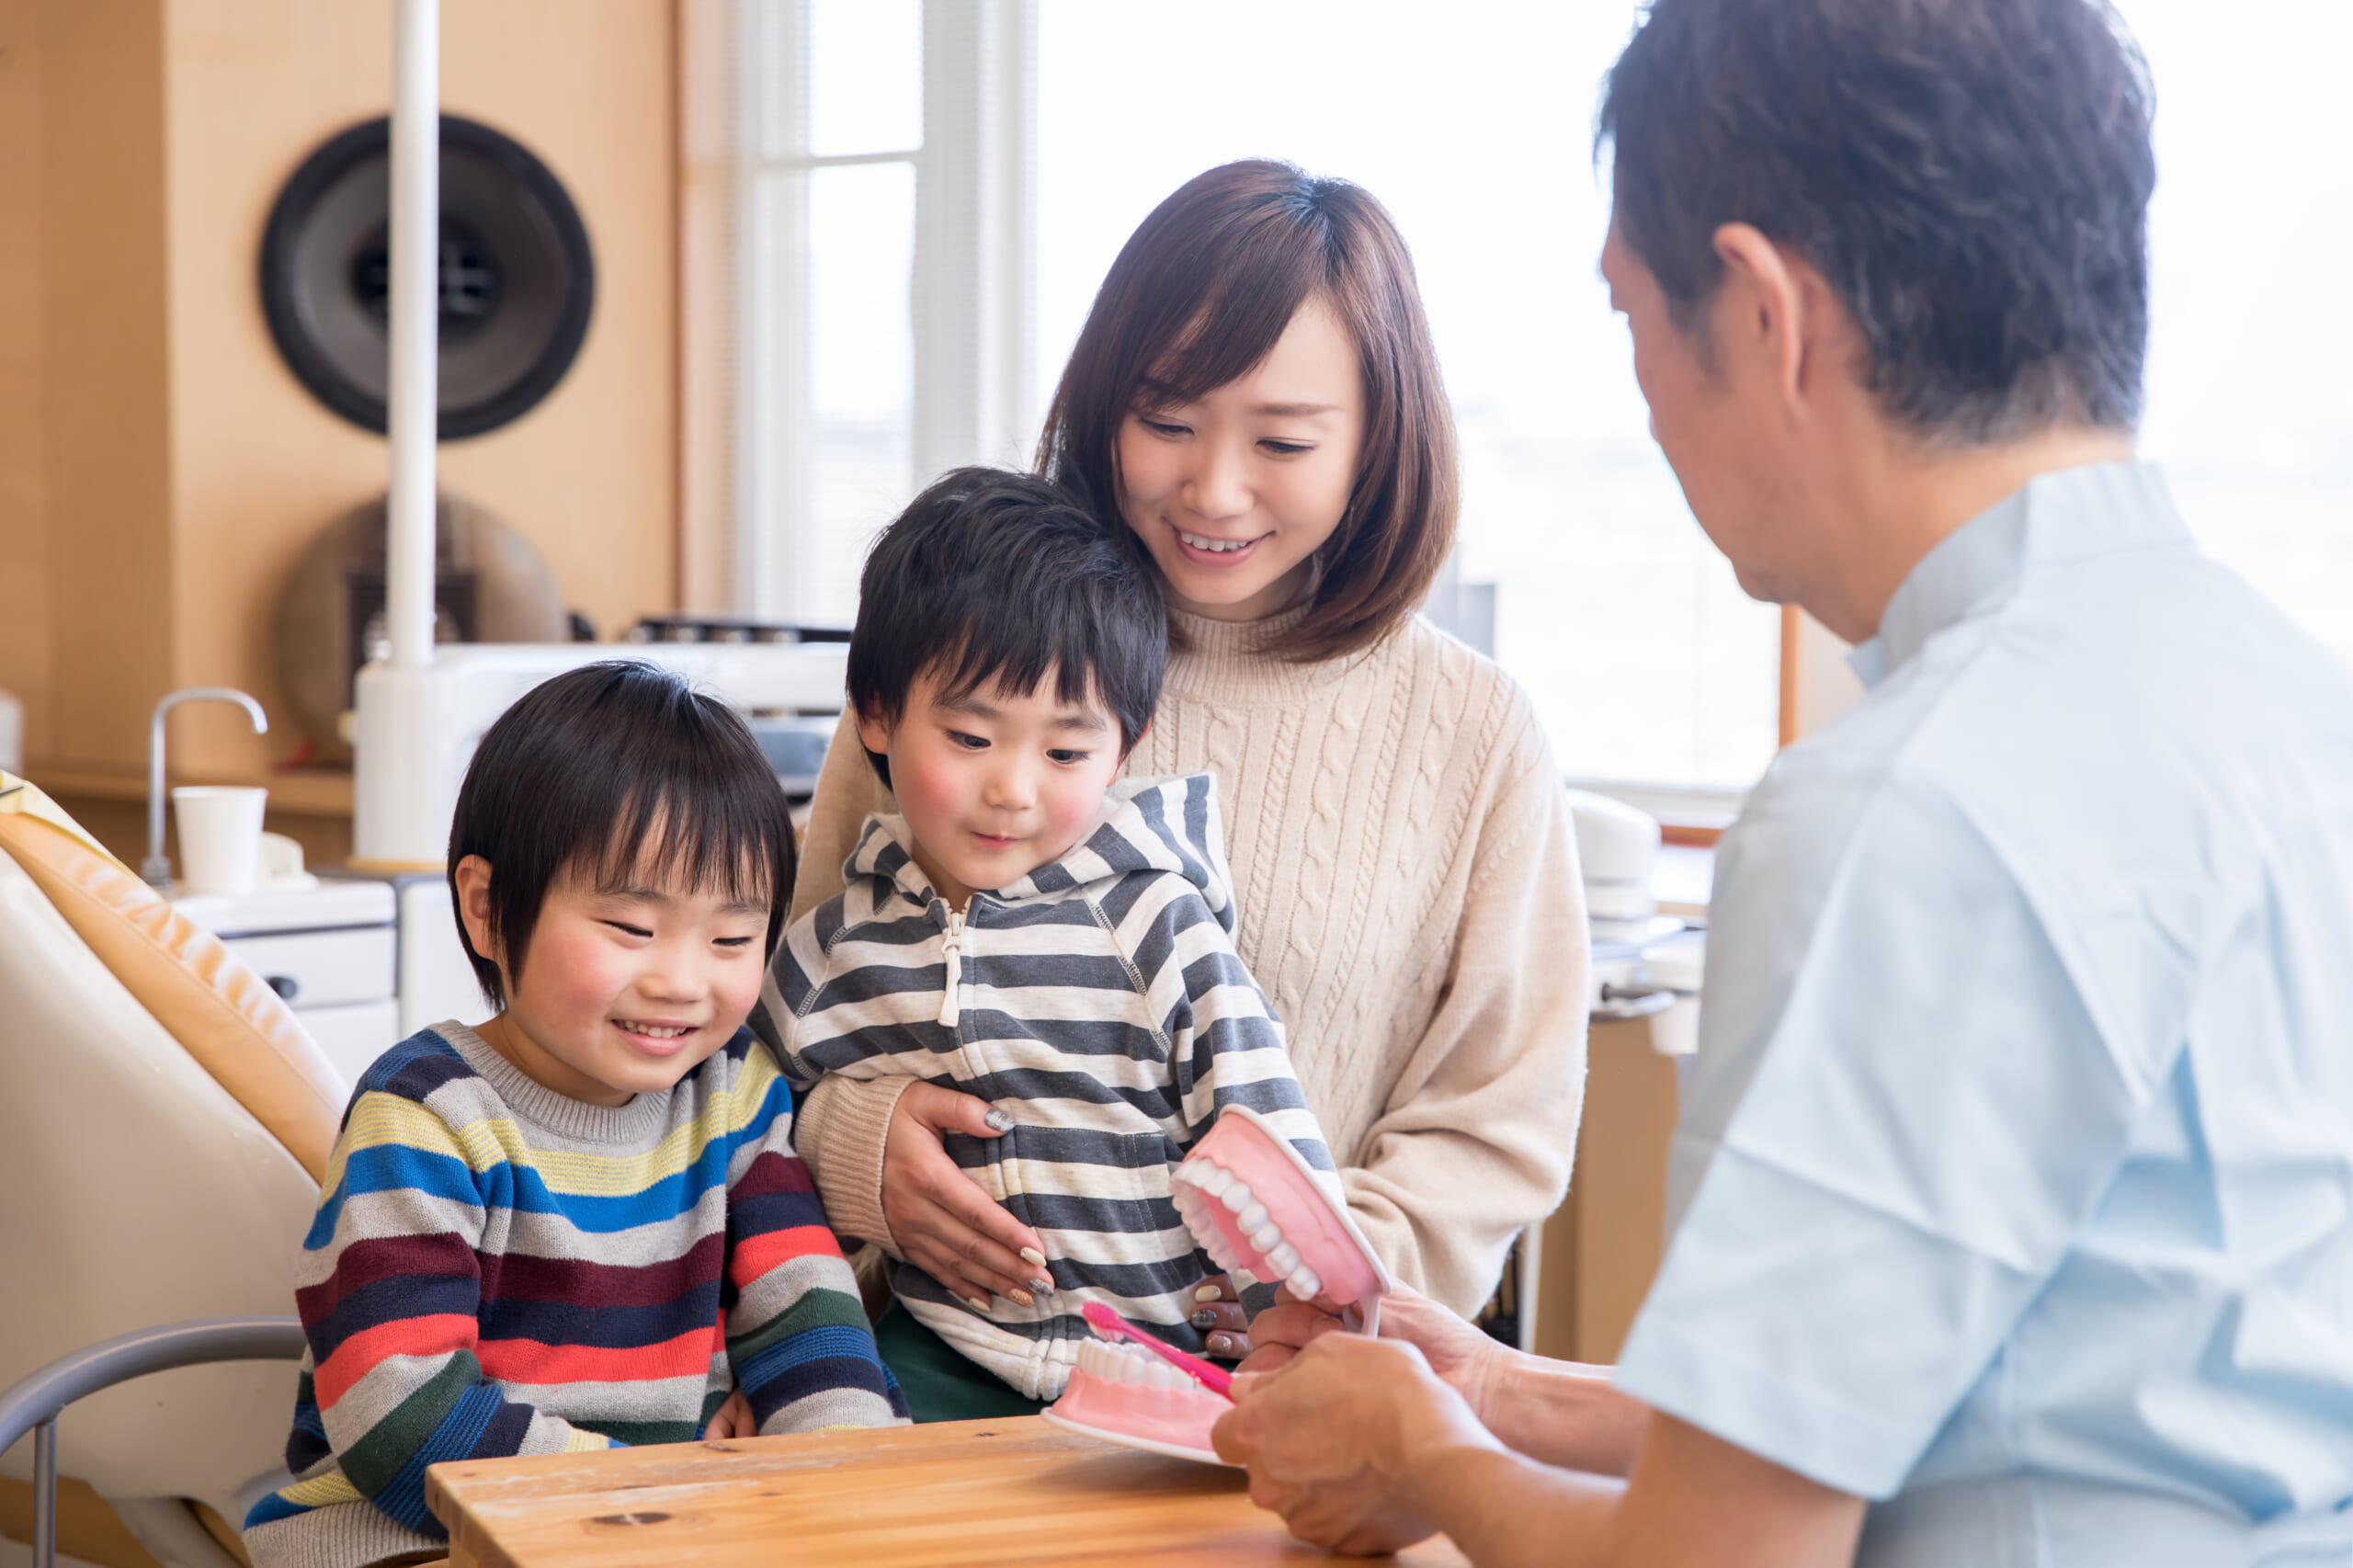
[1614,777,2169,1499]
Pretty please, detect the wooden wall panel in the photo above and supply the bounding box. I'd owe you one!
[38,0,175,774]
[0,0,52,765]
[159,0,681,778]
[0,0,682,787]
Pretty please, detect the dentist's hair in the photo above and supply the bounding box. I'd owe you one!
[447,661,795,1006]
[1599,0,2156,444]
[1037,159,1457,664]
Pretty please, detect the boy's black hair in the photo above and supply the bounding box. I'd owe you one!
[446,661,795,1007]
[847,466,1166,790]
[1598,0,2155,444]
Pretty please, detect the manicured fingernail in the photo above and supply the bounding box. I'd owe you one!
[1019,1246,1049,1268]
[1207,1333,1238,1356]
[1191,1309,1219,1329]
[963,1295,990,1312]
[1193,1283,1224,1303]
[1030,1278,1055,1294]
[1010,1288,1035,1307]
[983,1109,1015,1131]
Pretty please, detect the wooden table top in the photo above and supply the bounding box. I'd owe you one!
[426,1415,1471,1567]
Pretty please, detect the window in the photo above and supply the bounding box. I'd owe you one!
[698,1,2353,782]
[2120,0,2353,672]
[1035,2,1779,790]
[719,0,1035,630]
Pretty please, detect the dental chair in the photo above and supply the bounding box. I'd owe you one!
[0,778,347,1567]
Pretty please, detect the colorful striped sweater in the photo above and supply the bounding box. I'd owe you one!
[244,1022,904,1568]
[754,772,1339,1401]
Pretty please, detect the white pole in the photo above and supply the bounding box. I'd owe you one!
[353,0,444,870]
[387,0,438,670]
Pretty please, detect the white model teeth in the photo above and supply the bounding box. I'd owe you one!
[1178,530,1251,553]
[1176,1156,1326,1303]
[1076,1338,1194,1392]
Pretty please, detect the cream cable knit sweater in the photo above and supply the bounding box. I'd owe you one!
[787,608,1591,1315]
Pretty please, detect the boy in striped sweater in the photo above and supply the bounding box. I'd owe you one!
[756,469,1341,1420]
[245,664,904,1568]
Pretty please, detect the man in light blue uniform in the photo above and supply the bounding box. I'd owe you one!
[1625,458,2353,1564]
[1212,0,2353,1563]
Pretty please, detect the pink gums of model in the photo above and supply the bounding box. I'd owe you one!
[1043,1105,1398,1464]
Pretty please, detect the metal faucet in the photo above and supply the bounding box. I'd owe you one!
[144,688,269,888]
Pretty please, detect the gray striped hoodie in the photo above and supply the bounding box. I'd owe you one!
[757,771,1337,1400]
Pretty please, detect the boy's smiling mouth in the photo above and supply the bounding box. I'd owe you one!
[614,1018,697,1053]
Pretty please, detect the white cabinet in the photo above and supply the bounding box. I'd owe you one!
[174,881,402,1089]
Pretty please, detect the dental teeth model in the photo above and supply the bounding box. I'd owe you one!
[1168,1105,1392,1328]
[1043,1105,1399,1467]
[1044,1339,1237,1462]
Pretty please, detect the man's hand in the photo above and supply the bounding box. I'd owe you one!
[1212,1332,1495,1554]
[879,1083,1055,1307]
[1240,1280,1509,1407]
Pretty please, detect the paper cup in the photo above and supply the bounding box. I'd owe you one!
[173,786,268,895]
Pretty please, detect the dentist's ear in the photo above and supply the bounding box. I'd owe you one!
[1711,221,1847,420]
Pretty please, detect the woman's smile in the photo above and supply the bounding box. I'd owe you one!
[1171,524,1271,563]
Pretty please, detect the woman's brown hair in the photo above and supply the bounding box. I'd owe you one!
[1036,160,1459,665]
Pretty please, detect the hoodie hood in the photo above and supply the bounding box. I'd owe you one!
[843,771,1236,931]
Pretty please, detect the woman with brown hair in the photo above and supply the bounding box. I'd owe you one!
[779,159,1588,1413]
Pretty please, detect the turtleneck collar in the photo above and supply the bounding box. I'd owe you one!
[1161,605,1378,705]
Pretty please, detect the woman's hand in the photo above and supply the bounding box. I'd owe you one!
[1212,1333,1499,1555]
[1188,1275,1256,1361]
[880,1082,1055,1307]
[704,1388,756,1440]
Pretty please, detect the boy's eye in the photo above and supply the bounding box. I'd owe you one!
[713,936,757,949]
[603,920,653,939]
[1047,749,1092,766]
[947,730,988,750]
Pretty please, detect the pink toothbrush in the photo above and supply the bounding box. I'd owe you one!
[1079,1301,1236,1401]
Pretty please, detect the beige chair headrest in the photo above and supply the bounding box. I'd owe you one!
[0,775,347,1180]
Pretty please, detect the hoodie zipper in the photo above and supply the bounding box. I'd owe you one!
[938,905,966,1028]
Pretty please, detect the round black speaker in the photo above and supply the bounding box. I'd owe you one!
[260,114,595,440]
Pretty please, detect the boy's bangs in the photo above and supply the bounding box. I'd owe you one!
[448,662,798,1007]
[583,785,780,911]
[927,624,1101,718]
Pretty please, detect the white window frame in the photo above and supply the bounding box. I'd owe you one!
[732,0,1038,625]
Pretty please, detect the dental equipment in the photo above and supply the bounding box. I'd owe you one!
[143,688,268,889]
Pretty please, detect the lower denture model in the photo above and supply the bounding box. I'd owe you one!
[1041,1338,1239,1462]
[1042,1105,1399,1465]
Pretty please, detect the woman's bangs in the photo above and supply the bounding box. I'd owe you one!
[1131,233,1326,411]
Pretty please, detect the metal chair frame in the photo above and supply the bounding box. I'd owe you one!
[0,1316,306,1568]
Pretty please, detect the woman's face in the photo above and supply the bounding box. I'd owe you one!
[1115,298,1364,622]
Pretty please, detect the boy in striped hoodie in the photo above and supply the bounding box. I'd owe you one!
[756,469,1341,1420]
[245,664,904,1568]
